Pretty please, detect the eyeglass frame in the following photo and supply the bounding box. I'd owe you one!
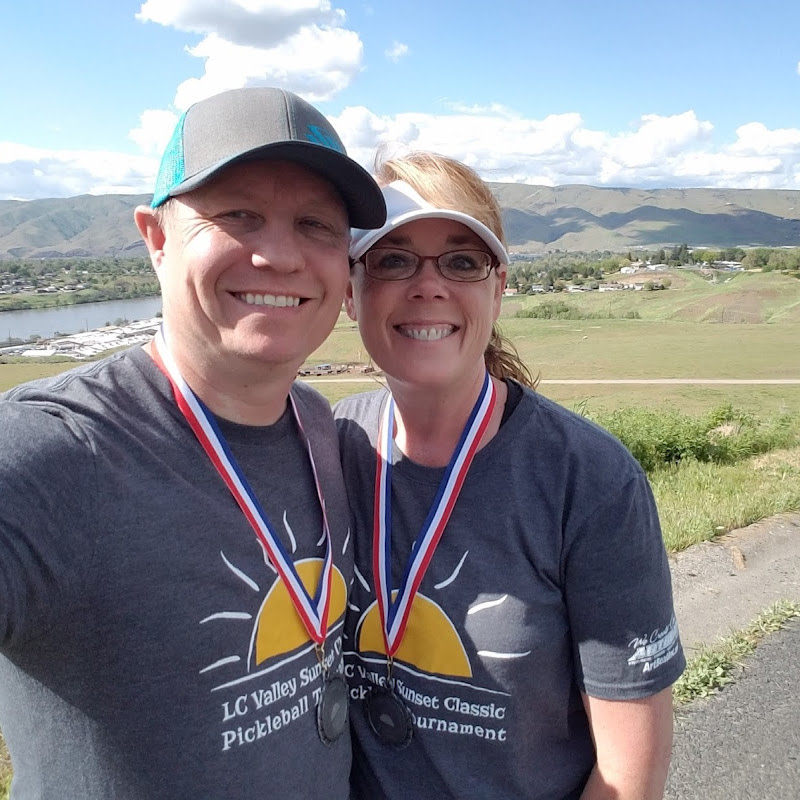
[355,246,499,283]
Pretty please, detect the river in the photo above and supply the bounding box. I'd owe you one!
[0,296,163,343]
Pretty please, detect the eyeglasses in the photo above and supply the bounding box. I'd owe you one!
[360,247,497,282]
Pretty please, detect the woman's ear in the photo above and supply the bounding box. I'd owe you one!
[493,266,507,322]
[344,277,358,321]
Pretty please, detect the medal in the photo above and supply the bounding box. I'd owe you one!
[317,672,349,746]
[366,372,496,744]
[365,684,413,749]
[152,328,342,745]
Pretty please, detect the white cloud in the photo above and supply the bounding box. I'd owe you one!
[331,106,800,191]
[0,142,156,200]
[129,109,181,157]
[135,0,359,107]
[173,25,362,109]
[128,0,363,158]
[6,101,800,200]
[384,41,408,63]
[136,0,344,49]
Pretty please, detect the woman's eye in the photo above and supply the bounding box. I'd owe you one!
[377,251,414,269]
[447,254,480,271]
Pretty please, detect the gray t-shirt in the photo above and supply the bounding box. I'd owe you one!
[0,347,353,799]
[335,385,685,800]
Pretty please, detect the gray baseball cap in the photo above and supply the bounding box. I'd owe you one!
[151,86,386,229]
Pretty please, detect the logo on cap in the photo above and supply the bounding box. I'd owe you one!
[305,125,345,153]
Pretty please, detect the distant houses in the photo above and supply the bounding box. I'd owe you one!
[9,318,160,360]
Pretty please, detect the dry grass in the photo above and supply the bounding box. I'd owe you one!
[0,735,10,799]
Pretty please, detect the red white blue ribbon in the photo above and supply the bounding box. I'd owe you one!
[153,328,333,645]
[373,371,496,657]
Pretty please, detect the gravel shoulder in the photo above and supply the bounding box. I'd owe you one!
[669,511,800,652]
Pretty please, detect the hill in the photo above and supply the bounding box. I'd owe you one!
[0,194,150,260]
[2,184,800,259]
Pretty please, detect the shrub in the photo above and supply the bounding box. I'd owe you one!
[594,404,799,474]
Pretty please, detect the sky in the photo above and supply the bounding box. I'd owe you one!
[2,0,800,202]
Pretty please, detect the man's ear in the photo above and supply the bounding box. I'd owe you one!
[134,206,167,271]
[344,276,358,321]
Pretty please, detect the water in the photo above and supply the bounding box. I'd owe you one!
[0,296,163,343]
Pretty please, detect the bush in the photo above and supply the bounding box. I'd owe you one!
[515,300,583,320]
[594,404,799,474]
[514,302,641,321]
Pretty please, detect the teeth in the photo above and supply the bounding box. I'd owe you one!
[238,293,300,307]
[399,326,454,341]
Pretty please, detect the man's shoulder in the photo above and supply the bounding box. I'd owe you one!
[290,379,337,416]
[1,347,146,405]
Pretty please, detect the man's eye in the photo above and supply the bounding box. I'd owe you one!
[300,217,329,231]
[221,210,256,222]
[299,217,348,240]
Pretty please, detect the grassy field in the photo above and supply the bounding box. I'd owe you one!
[1,269,799,796]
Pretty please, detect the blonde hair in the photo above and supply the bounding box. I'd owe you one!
[374,152,538,389]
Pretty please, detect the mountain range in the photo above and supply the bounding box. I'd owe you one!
[2,184,800,259]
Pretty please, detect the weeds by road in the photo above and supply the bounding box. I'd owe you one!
[673,600,800,707]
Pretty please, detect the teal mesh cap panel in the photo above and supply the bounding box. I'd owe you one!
[151,112,188,209]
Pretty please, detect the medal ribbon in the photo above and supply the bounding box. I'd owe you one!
[373,371,496,657]
[153,328,333,645]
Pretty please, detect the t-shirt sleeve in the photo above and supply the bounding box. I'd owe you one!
[0,402,98,648]
[563,471,685,700]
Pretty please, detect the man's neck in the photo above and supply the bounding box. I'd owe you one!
[144,339,296,426]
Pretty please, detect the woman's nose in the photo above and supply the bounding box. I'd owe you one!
[407,258,448,297]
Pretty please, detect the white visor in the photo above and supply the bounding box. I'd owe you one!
[349,180,509,265]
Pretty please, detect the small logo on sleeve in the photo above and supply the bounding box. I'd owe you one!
[627,616,681,673]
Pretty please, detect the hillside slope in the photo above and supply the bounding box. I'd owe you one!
[3,185,800,258]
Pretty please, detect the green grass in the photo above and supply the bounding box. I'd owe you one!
[673,601,800,707]
[653,450,800,551]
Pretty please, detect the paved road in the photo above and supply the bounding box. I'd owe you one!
[665,619,800,799]
[665,514,800,800]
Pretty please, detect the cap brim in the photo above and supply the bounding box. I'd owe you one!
[167,141,386,230]
[350,207,509,265]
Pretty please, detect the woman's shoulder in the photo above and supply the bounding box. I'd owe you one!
[333,388,387,422]
[513,386,645,478]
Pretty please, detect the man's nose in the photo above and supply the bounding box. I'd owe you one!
[250,227,304,272]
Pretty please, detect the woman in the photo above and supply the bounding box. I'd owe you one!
[335,152,684,799]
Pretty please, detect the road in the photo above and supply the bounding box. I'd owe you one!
[665,619,800,799]
[666,514,800,799]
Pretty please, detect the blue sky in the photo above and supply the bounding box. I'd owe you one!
[2,0,799,200]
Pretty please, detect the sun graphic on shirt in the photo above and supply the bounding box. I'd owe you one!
[351,549,533,681]
[252,557,347,666]
[198,517,351,689]
[357,591,472,677]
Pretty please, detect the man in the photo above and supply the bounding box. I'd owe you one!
[0,87,385,799]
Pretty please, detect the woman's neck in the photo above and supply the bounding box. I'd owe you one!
[388,373,507,467]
